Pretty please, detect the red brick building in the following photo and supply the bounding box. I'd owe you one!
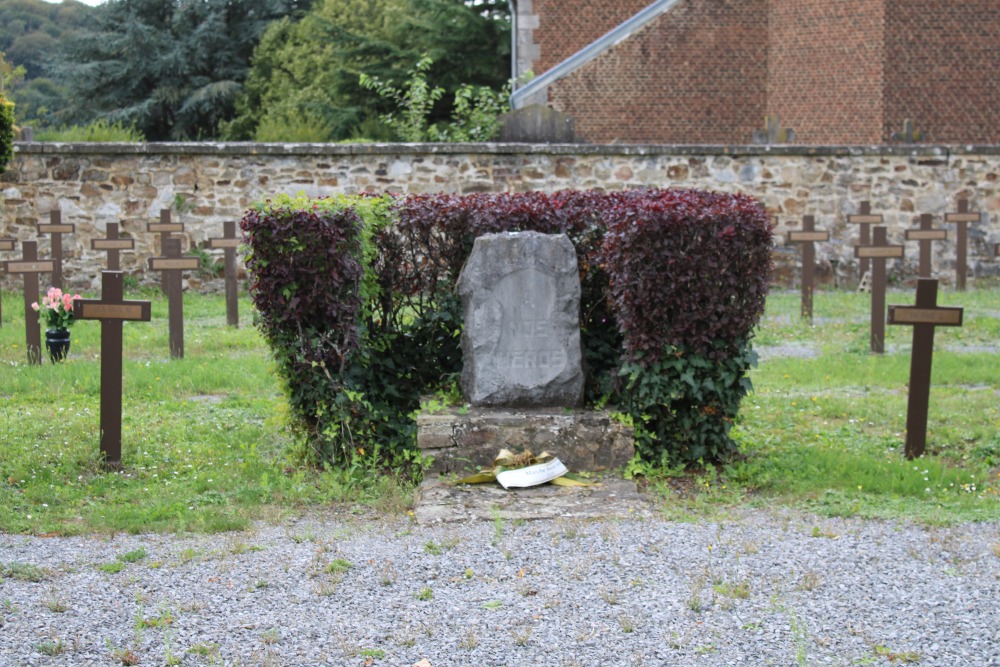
[510,0,1000,144]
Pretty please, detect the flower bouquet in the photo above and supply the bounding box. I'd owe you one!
[31,287,81,363]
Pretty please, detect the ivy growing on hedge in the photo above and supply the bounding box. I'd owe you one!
[0,96,14,174]
[242,188,773,468]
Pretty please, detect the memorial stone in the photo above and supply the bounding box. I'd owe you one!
[458,232,584,407]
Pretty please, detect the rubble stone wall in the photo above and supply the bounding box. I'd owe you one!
[2,142,999,291]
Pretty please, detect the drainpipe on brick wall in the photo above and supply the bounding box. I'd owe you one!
[509,0,518,91]
[510,0,682,109]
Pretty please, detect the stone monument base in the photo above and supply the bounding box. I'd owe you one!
[413,475,650,524]
[416,406,634,476]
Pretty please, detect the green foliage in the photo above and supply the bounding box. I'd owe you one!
[360,55,444,142]
[34,119,145,142]
[621,342,758,465]
[49,0,311,141]
[360,54,509,142]
[226,0,510,141]
[0,93,13,173]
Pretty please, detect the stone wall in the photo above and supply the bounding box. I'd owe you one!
[2,142,999,291]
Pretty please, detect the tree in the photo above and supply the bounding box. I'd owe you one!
[225,0,510,141]
[49,0,313,141]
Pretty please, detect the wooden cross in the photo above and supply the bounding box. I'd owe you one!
[904,214,947,278]
[888,279,963,459]
[944,199,978,291]
[848,201,882,279]
[2,241,55,365]
[785,215,829,322]
[208,220,241,327]
[0,238,16,327]
[38,210,75,290]
[854,226,904,354]
[91,222,135,271]
[148,237,199,359]
[74,271,152,468]
[148,209,185,293]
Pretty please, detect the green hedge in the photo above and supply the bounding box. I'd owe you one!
[242,189,773,468]
[0,96,14,174]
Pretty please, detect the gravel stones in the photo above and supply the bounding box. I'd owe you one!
[1,510,997,666]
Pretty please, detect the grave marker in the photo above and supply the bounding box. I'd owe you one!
[2,241,55,364]
[458,232,584,407]
[91,222,135,271]
[74,271,152,468]
[848,201,882,279]
[888,279,963,459]
[38,210,75,290]
[854,226,904,354]
[0,238,16,326]
[945,199,978,291]
[148,237,199,358]
[785,215,829,322]
[147,209,184,293]
[208,221,241,327]
[904,214,947,278]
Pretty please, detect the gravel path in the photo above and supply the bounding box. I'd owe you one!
[1,509,998,667]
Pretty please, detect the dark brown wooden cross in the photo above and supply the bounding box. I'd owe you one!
[904,213,947,278]
[148,237,199,359]
[848,201,882,279]
[944,199,978,291]
[0,238,16,327]
[854,226,904,354]
[38,210,75,290]
[208,220,241,327]
[888,279,963,459]
[147,209,185,293]
[74,271,152,468]
[91,222,135,271]
[785,215,829,322]
[2,241,55,365]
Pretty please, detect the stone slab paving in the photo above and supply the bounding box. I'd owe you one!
[413,477,652,524]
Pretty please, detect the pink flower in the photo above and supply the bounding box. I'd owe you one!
[62,294,76,311]
[31,302,40,312]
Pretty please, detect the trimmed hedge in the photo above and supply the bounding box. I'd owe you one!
[243,188,773,467]
[0,96,14,175]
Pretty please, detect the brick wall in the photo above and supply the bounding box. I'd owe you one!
[767,0,885,144]
[547,0,768,144]
[529,0,1000,145]
[884,0,1000,144]
[530,0,650,73]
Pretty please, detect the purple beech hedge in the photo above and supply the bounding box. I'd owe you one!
[242,189,773,467]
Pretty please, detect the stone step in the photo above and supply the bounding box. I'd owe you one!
[417,406,634,476]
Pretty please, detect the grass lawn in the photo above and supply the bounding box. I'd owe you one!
[1,284,997,535]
